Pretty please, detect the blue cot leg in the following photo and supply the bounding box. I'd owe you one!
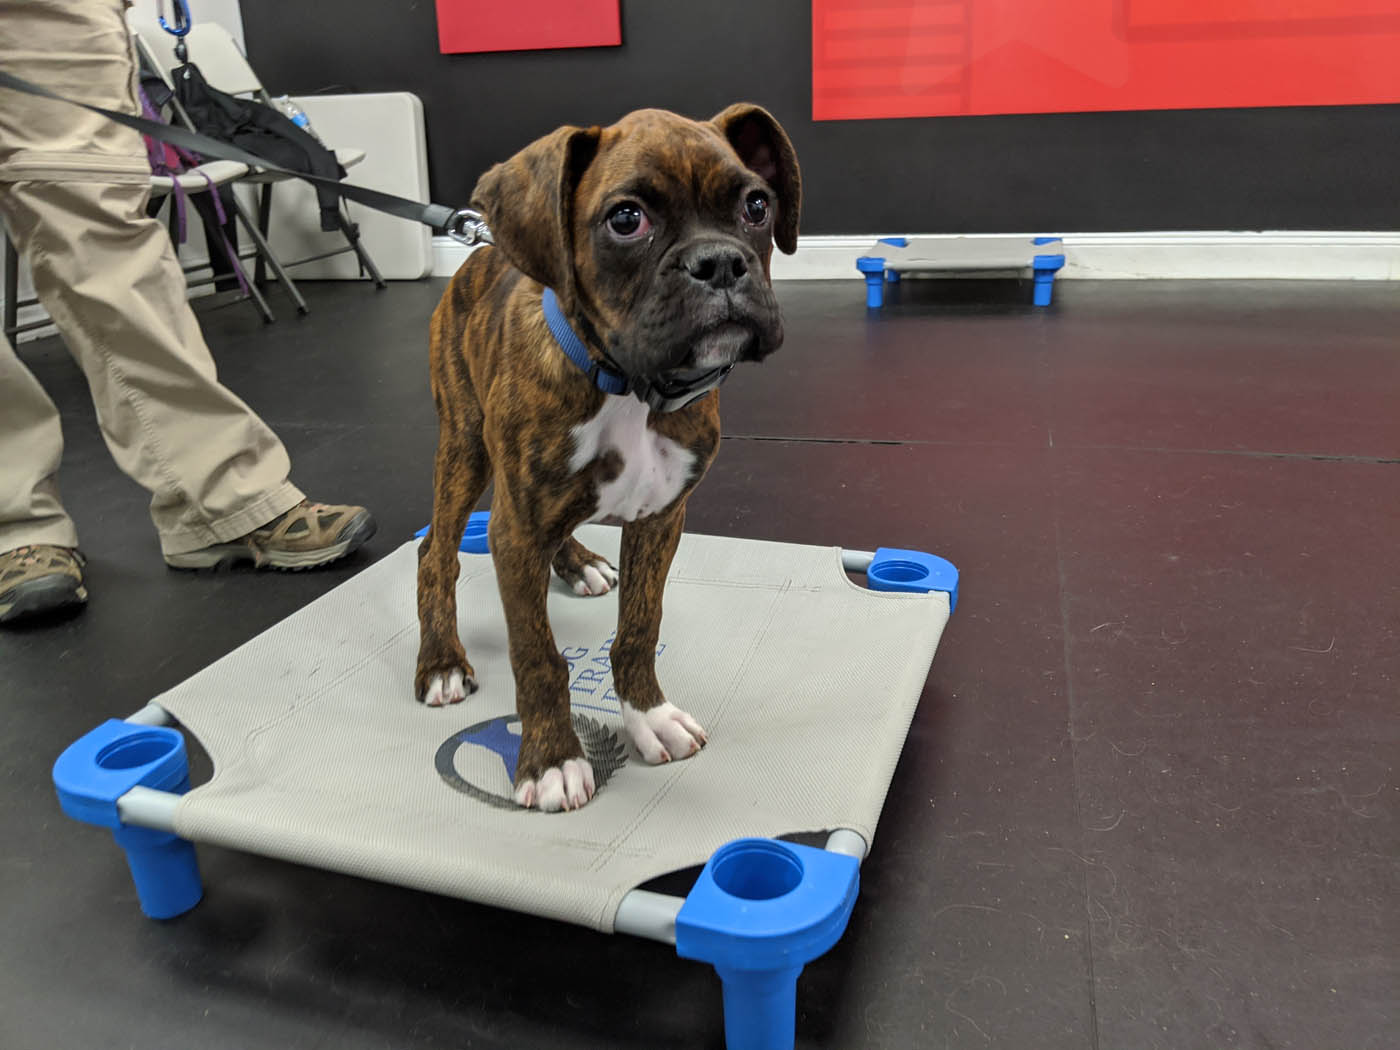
[53,719,203,919]
[873,238,907,290]
[866,272,885,307]
[676,838,860,1050]
[112,821,203,919]
[1031,250,1065,307]
[856,256,887,308]
[717,965,804,1050]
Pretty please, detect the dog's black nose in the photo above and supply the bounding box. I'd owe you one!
[682,242,749,290]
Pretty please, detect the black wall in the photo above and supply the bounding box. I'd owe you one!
[240,0,1399,234]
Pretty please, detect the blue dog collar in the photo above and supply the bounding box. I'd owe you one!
[541,286,733,412]
[542,287,629,396]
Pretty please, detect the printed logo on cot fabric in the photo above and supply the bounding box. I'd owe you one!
[435,712,628,810]
[433,632,658,809]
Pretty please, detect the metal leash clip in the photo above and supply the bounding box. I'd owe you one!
[445,208,494,247]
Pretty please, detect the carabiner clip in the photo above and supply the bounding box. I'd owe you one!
[157,0,193,38]
[157,0,193,63]
[446,208,494,248]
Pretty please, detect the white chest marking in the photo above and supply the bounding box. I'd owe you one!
[569,396,697,522]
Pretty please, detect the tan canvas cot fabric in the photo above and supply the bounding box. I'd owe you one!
[157,528,950,932]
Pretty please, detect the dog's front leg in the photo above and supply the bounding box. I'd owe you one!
[613,503,708,764]
[491,509,596,812]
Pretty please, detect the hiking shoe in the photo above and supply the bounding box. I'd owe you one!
[0,545,88,625]
[164,500,376,571]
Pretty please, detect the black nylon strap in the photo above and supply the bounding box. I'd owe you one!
[0,68,458,230]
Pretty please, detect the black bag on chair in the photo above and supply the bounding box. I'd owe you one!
[171,61,346,231]
[137,70,243,292]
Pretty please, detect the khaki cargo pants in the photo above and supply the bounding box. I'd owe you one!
[0,0,302,557]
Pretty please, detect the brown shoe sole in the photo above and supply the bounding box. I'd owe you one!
[164,511,377,571]
[0,574,89,625]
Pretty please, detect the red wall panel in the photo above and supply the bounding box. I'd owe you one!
[436,0,620,55]
[813,0,1400,120]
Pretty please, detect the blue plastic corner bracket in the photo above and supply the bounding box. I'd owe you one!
[868,547,960,613]
[676,838,860,1050]
[52,719,203,919]
[855,256,887,308]
[877,239,906,284]
[414,509,491,554]
[1031,241,1066,307]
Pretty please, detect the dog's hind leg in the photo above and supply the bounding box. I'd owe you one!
[415,426,490,706]
[552,535,618,596]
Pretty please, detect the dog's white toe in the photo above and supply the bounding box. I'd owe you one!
[582,562,612,594]
[514,758,596,812]
[621,701,708,765]
[423,668,474,707]
[568,559,617,597]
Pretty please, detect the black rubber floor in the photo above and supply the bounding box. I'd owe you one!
[2,276,1396,1050]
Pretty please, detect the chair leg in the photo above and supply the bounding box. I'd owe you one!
[337,210,386,290]
[232,195,308,316]
[239,262,275,324]
[255,183,274,287]
[223,233,275,324]
[255,181,385,291]
[3,232,19,338]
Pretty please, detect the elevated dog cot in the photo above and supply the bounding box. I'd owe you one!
[857,235,1067,307]
[54,518,957,1050]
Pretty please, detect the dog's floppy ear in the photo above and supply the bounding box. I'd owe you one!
[470,124,602,297]
[710,103,802,255]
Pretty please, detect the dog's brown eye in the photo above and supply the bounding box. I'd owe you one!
[606,202,649,238]
[743,191,769,226]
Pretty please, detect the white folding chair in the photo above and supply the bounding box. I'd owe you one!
[133,29,314,316]
[2,120,275,339]
[140,23,384,291]
[144,156,279,323]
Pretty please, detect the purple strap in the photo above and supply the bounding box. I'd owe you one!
[138,85,250,297]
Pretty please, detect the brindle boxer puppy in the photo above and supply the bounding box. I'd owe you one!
[415,105,800,812]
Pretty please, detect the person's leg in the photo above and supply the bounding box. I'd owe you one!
[0,0,371,567]
[0,328,78,552]
[1,177,307,555]
[0,328,87,622]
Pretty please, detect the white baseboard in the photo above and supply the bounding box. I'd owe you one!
[9,230,1396,345]
[432,231,1400,282]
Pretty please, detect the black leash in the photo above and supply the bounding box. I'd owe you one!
[1,66,729,412]
[0,68,492,246]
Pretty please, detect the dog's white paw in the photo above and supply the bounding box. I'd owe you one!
[570,559,618,597]
[514,758,596,812]
[423,668,475,707]
[621,701,708,765]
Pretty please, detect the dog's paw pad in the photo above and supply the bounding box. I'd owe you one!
[621,701,707,765]
[514,758,596,812]
[422,668,477,707]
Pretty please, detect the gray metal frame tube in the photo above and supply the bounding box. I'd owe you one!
[824,829,869,861]
[116,786,181,831]
[125,702,173,726]
[613,890,684,944]
[841,549,875,574]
